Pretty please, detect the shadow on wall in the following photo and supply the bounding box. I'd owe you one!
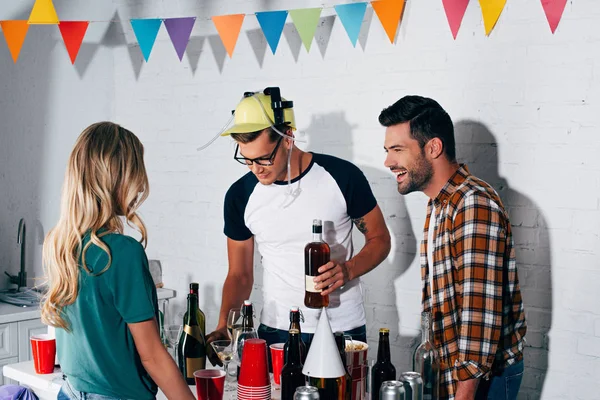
[454,120,552,400]
[304,111,420,371]
[0,6,55,289]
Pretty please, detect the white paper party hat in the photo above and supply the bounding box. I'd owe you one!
[302,308,346,378]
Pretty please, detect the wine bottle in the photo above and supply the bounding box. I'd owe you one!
[334,332,352,400]
[371,328,396,400]
[281,329,306,400]
[284,307,307,365]
[236,300,254,377]
[304,219,330,309]
[178,283,207,349]
[178,292,206,385]
[413,312,440,400]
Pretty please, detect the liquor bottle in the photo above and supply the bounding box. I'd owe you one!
[307,375,345,400]
[334,332,352,400]
[304,219,330,309]
[371,328,396,400]
[281,329,306,400]
[413,312,440,400]
[284,307,307,364]
[178,283,207,349]
[177,292,206,384]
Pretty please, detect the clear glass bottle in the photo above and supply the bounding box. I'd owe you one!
[412,311,440,400]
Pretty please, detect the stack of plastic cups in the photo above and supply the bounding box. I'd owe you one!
[237,338,271,399]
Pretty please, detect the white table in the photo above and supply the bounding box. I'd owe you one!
[3,361,281,399]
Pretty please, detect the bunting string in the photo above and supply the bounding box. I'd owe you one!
[0,0,569,64]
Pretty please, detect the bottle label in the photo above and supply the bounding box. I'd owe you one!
[305,275,321,293]
[184,324,204,342]
[185,357,206,378]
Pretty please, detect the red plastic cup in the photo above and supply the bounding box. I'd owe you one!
[238,338,270,387]
[269,343,285,385]
[30,334,56,374]
[194,370,225,400]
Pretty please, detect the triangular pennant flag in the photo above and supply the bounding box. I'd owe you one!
[256,11,288,54]
[479,0,507,36]
[0,21,29,63]
[289,8,322,52]
[28,0,59,24]
[334,2,367,47]
[130,19,163,62]
[442,0,470,39]
[164,17,196,61]
[58,21,89,64]
[371,0,405,44]
[541,0,567,34]
[211,14,245,58]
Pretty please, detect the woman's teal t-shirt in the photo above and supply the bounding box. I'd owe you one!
[56,231,159,399]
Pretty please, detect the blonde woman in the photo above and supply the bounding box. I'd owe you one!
[41,122,195,400]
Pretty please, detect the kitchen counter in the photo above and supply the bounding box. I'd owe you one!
[0,302,41,324]
[3,361,281,399]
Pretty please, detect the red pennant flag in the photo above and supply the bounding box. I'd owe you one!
[58,21,89,64]
[541,0,567,34]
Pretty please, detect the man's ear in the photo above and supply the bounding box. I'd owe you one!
[428,138,444,159]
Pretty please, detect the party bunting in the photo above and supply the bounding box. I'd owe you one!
[479,0,506,36]
[372,0,405,44]
[256,11,288,54]
[0,21,29,63]
[58,21,89,64]
[334,2,368,47]
[289,8,322,52]
[130,19,162,62]
[541,0,567,34]
[212,14,245,58]
[28,0,59,24]
[442,0,470,39]
[164,17,196,61]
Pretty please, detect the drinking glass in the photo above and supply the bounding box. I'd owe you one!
[210,340,236,391]
[163,324,183,364]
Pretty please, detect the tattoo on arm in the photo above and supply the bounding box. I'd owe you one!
[352,217,368,234]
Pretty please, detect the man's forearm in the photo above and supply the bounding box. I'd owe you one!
[346,235,391,281]
[455,379,480,400]
[216,274,253,330]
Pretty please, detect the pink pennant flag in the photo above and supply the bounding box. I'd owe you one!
[541,0,567,34]
[442,0,470,39]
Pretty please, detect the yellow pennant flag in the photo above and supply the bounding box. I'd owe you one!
[479,0,506,36]
[28,0,59,24]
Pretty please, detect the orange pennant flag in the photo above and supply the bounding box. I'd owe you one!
[211,14,245,58]
[372,0,405,44]
[1,21,29,63]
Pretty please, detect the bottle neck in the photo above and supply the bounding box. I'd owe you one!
[421,313,432,343]
[290,312,301,331]
[186,294,199,325]
[312,232,321,242]
[287,333,302,366]
[242,305,254,328]
[377,334,391,363]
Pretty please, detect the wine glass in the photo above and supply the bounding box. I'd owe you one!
[210,340,236,391]
[163,324,183,363]
[226,308,241,339]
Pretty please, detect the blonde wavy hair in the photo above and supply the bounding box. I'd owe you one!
[41,122,149,330]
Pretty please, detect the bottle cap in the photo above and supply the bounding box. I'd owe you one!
[312,219,322,226]
[244,300,252,306]
[291,306,299,312]
[379,328,390,334]
[190,282,199,290]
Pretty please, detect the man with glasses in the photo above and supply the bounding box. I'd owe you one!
[206,88,391,361]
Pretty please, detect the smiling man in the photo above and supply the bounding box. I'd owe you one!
[380,95,527,400]
[206,88,391,359]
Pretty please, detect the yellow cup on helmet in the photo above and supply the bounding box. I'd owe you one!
[222,89,296,136]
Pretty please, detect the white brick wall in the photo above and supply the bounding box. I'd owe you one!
[109,1,599,398]
[1,0,599,398]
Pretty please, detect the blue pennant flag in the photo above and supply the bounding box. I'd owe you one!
[334,2,367,47]
[130,18,163,62]
[255,10,288,54]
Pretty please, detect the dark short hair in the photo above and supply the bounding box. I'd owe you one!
[230,124,290,144]
[379,95,456,162]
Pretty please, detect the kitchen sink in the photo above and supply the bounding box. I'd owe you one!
[0,287,43,307]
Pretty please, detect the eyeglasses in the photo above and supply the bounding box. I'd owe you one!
[234,137,283,166]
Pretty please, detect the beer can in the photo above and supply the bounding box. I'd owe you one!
[380,380,406,400]
[294,385,320,400]
[399,372,423,400]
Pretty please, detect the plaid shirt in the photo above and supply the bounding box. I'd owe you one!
[421,164,527,400]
